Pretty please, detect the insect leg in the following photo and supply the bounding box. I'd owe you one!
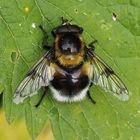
[60,17,72,25]
[87,83,96,104]
[39,25,48,36]
[35,87,49,108]
[88,40,98,51]
[39,25,51,50]
[87,91,96,104]
[61,17,69,24]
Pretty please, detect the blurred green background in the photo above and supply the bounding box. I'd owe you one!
[0,93,54,140]
[0,113,54,140]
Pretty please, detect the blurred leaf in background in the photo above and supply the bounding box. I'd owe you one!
[0,0,140,140]
[0,111,54,140]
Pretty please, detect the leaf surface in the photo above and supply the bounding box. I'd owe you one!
[0,0,140,139]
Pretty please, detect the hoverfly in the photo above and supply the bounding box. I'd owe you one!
[13,18,129,107]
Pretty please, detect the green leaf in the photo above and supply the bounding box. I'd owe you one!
[0,0,140,139]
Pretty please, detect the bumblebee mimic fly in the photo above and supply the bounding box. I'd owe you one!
[13,17,129,106]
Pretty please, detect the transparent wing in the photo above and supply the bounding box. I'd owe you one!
[13,48,55,104]
[87,48,129,101]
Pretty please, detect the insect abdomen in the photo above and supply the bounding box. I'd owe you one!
[50,75,90,102]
